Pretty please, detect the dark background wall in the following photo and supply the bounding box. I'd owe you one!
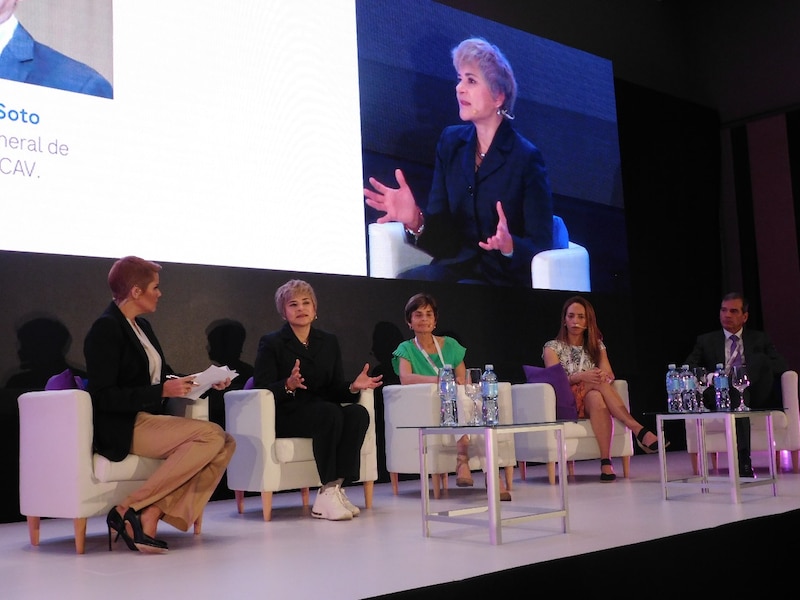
[2,0,799,522]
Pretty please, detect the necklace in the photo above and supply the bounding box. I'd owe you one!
[300,338,309,349]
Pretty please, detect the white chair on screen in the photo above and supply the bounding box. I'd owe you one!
[367,215,591,291]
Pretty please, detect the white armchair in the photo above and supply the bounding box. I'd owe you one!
[223,388,377,521]
[382,383,516,498]
[367,216,591,292]
[685,370,800,474]
[511,380,634,483]
[17,389,207,554]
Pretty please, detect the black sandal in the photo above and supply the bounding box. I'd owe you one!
[636,428,667,454]
[600,458,616,482]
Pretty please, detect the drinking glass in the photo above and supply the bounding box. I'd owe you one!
[465,368,483,426]
[692,367,709,412]
[731,365,751,412]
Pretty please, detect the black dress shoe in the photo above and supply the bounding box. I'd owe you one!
[739,461,755,478]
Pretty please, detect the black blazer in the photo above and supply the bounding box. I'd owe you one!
[416,118,554,286]
[253,323,355,411]
[685,328,788,409]
[84,302,175,461]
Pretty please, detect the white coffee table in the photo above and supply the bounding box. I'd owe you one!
[409,422,568,544]
[656,410,778,502]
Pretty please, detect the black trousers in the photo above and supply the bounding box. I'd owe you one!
[276,399,369,484]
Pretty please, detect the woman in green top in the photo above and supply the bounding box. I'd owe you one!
[392,293,511,500]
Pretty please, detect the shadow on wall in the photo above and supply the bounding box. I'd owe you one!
[1,314,87,524]
[204,318,254,502]
[3,315,86,390]
[369,321,404,483]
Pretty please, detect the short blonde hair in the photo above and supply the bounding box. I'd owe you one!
[274,279,317,319]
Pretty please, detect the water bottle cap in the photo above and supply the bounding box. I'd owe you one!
[667,363,676,369]
[485,364,493,370]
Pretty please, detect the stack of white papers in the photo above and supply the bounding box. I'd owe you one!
[184,365,239,400]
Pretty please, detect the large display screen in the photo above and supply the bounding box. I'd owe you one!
[0,0,628,293]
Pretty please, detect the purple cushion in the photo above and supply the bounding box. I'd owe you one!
[45,369,78,391]
[523,364,578,420]
[243,376,254,390]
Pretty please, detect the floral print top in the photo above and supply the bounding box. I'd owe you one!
[543,339,606,377]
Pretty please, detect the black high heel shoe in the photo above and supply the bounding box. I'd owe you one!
[107,507,168,553]
[107,507,137,551]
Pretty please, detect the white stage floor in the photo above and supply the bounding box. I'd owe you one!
[3,451,799,599]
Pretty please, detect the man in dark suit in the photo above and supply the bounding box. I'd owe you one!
[0,1,113,98]
[685,292,788,477]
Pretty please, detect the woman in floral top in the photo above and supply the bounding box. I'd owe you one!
[543,296,668,482]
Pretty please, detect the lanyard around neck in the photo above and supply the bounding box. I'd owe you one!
[414,335,445,375]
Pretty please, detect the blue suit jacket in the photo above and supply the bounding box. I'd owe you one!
[685,328,788,409]
[416,118,554,286]
[84,302,175,462]
[0,23,113,99]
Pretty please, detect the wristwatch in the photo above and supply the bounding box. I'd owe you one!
[284,385,295,396]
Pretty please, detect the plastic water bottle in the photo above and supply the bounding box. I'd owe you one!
[679,364,698,412]
[438,364,458,426]
[665,363,682,412]
[713,362,730,411]
[480,364,499,425]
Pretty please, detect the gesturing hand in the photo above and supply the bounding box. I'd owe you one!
[364,169,420,228]
[478,201,513,255]
[286,358,307,392]
[350,363,383,391]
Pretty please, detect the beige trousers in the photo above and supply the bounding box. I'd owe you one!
[126,412,236,532]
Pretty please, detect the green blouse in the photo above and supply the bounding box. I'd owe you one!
[391,337,467,377]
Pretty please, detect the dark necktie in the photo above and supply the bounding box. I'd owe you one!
[729,334,742,368]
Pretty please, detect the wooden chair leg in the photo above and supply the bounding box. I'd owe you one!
[567,460,575,478]
[517,460,527,480]
[235,490,246,514]
[193,513,203,535]
[621,455,631,479]
[504,465,514,491]
[792,450,799,473]
[711,452,718,471]
[73,517,87,554]
[261,491,273,521]
[27,516,40,547]
[689,452,699,475]
[547,461,556,485]
[362,480,374,509]
[301,487,310,506]
[390,472,399,495]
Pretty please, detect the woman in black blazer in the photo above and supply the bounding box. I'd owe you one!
[364,37,554,287]
[84,256,236,553]
[253,279,382,521]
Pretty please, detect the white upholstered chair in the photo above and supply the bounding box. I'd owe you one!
[685,370,800,474]
[511,380,634,483]
[223,388,377,521]
[17,389,206,554]
[382,382,516,498]
[367,216,591,292]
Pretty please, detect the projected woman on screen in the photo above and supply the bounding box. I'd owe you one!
[364,37,553,287]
